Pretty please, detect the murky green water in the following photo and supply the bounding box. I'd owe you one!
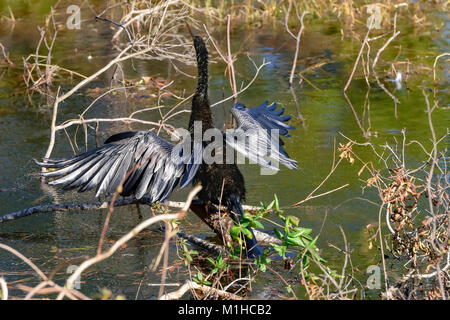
[0,1,448,299]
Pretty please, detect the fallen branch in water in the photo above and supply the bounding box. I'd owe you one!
[0,197,261,224]
[1,196,280,251]
[0,197,148,223]
[159,280,243,300]
[176,230,226,255]
[176,228,281,254]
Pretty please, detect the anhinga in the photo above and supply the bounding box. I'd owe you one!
[36,30,297,258]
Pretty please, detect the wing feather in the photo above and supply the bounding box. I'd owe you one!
[226,101,298,170]
[36,131,201,202]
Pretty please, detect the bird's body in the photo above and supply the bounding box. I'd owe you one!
[36,31,298,258]
[187,35,259,255]
[189,36,245,206]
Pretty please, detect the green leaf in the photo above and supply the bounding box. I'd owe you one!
[286,285,292,294]
[254,220,264,229]
[271,243,287,258]
[274,194,280,212]
[230,226,241,240]
[302,255,310,267]
[286,235,305,247]
[290,227,312,238]
[287,215,299,226]
[305,237,326,263]
[274,228,283,240]
[266,199,275,211]
[242,228,253,239]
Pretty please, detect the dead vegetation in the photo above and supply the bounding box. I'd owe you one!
[338,92,449,299]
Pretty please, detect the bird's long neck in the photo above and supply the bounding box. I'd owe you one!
[196,42,209,98]
[189,37,213,133]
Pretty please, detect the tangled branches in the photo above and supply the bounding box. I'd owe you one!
[339,103,449,299]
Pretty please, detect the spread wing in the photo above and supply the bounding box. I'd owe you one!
[225,101,297,170]
[35,131,201,202]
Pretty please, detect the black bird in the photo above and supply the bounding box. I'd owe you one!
[36,30,297,258]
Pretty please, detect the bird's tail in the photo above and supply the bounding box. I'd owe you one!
[227,195,262,258]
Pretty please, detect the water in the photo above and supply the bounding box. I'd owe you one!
[0,2,448,299]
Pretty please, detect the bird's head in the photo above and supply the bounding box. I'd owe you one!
[185,22,207,54]
[185,21,208,97]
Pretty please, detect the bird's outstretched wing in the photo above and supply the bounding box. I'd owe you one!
[35,131,201,201]
[225,101,297,170]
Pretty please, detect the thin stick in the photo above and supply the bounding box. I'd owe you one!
[377,204,389,296]
[371,13,400,117]
[0,277,7,300]
[290,157,346,207]
[433,53,449,84]
[42,86,60,169]
[291,183,349,207]
[226,15,237,101]
[285,1,306,87]
[371,12,399,72]
[343,16,373,92]
[210,57,269,108]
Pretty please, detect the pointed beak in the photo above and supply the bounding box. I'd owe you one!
[185,21,194,38]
